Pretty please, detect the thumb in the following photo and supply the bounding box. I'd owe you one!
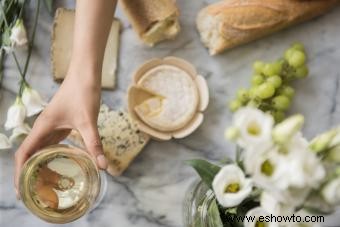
[78,125,108,170]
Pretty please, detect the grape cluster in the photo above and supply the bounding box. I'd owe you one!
[229,43,309,122]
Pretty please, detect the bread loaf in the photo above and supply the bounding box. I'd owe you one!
[120,0,180,46]
[197,0,339,55]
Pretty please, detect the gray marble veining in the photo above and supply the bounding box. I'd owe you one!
[1,1,340,226]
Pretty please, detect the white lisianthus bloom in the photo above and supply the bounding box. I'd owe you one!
[10,19,28,47]
[284,134,325,189]
[212,164,252,208]
[4,97,26,130]
[22,85,47,117]
[272,114,304,145]
[9,123,31,144]
[260,191,294,216]
[0,133,12,150]
[244,207,278,227]
[251,150,292,191]
[233,107,274,149]
[321,178,340,206]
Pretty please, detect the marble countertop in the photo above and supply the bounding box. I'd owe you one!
[1,1,340,227]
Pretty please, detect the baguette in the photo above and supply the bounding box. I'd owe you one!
[120,0,180,46]
[197,0,339,55]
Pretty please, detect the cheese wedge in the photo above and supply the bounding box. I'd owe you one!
[68,104,150,176]
[135,65,199,132]
[51,8,120,89]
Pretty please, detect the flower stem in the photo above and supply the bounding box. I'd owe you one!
[0,50,4,90]
[22,0,41,79]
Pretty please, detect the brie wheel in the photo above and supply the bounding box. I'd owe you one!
[135,65,199,131]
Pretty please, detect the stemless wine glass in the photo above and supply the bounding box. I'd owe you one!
[19,144,102,223]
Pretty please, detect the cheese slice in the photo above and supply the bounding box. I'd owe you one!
[51,8,120,89]
[67,104,150,176]
[135,65,199,131]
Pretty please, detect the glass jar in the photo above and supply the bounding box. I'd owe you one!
[19,144,101,223]
[183,180,216,227]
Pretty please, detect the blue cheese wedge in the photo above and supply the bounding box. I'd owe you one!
[68,104,149,176]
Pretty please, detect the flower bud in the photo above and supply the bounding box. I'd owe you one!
[272,114,304,145]
[10,19,28,47]
[224,127,239,141]
[309,129,337,153]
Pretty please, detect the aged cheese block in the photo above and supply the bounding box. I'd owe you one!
[68,104,150,176]
[51,8,120,89]
[135,65,199,132]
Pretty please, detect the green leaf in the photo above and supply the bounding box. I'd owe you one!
[208,199,224,227]
[186,159,221,189]
[43,0,53,14]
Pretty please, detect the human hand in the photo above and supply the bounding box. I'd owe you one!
[14,68,108,198]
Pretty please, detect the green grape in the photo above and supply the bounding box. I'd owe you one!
[256,83,275,99]
[237,89,249,103]
[279,86,295,99]
[272,61,283,75]
[288,50,306,68]
[253,61,265,74]
[273,111,285,122]
[248,100,260,108]
[252,74,264,86]
[272,95,291,110]
[249,87,258,99]
[263,62,281,77]
[291,43,305,52]
[267,75,282,88]
[295,65,309,78]
[229,99,242,112]
[284,48,295,60]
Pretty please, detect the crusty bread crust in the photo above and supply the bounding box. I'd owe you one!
[120,0,178,35]
[120,0,180,45]
[197,0,339,55]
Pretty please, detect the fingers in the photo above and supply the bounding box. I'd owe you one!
[78,124,108,170]
[14,119,53,198]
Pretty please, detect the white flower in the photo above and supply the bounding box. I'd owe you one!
[260,191,294,216]
[22,86,47,117]
[0,133,12,150]
[285,134,325,189]
[10,19,28,47]
[321,178,340,206]
[244,207,278,227]
[4,97,26,130]
[251,149,292,190]
[272,114,304,145]
[9,123,31,144]
[233,107,274,149]
[212,164,252,208]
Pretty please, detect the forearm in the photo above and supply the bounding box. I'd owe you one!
[68,0,117,85]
